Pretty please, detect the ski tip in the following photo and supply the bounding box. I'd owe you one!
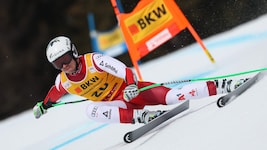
[217,97,225,108]
[217,95,237,108]
[124,132,133,143]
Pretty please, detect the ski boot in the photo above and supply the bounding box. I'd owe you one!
[132,109,166,124]
[215,78,249,94]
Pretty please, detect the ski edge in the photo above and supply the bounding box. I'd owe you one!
[124,100,189,143]
[217,71,266,107]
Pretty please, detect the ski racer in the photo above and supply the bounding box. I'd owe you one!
[33,36,248,124]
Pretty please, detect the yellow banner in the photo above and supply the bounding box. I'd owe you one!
[97,27,125,50]
[124,0,172,43]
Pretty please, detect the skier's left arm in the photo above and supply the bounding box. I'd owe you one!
[92,53,139,101]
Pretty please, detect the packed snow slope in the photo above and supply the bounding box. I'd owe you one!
[1,14,267,150]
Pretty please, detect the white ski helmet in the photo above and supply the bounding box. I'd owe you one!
[46,36,78,63]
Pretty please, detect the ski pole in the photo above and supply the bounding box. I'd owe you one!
[52,67,267,107]
[52,99,88,107]
[139,67,267,91]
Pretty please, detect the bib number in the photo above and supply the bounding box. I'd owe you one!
[91,83,108,97]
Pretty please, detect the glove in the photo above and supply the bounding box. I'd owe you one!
[123,84,139,102]
[33,101,47,119]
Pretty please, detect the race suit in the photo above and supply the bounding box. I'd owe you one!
[43,53,217,123]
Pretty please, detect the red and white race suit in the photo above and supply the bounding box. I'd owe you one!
[43,53,217,123]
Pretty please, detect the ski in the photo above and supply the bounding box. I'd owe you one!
[217,71,266,107]
[124,100,189,143]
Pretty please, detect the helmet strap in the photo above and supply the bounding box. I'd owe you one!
[75,58,82,73]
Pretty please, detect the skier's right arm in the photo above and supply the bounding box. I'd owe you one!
[33,75,67,119]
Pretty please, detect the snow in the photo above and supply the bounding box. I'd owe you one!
[1,14,267,150]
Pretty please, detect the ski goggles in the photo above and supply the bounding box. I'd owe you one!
[52,53,73,70]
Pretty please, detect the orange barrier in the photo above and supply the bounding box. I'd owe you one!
[111,0,215,80]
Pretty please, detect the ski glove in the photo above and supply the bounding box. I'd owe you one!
[33,101,48,119]
[123,84,139,102]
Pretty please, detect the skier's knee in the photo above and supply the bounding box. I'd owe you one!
[86,104,99,121]
[86,103,121,123]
